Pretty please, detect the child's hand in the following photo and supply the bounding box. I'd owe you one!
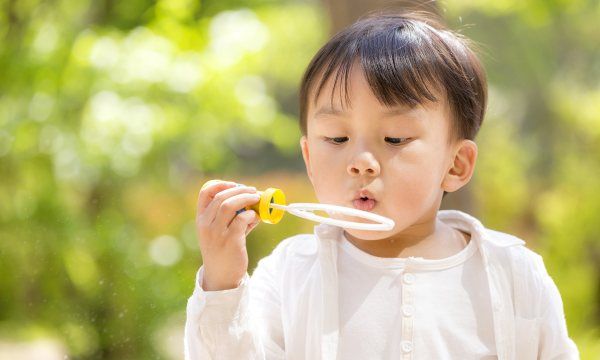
[196,180,261,291]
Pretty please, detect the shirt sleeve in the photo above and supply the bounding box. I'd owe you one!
[537,270,580,359]
[184,252,285,359]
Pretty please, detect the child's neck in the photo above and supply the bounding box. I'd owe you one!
[343,218,470,260]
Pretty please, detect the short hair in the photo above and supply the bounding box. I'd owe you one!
[298,10,487,144]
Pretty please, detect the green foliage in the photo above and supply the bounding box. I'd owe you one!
[0,0,325,358]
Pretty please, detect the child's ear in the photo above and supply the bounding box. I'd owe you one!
[300,135,313,182]
[441,139,478,193]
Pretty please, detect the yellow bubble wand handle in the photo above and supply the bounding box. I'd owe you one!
[248,187,286,224]
[201,180,287,224]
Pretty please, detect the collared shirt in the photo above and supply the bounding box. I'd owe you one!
[184,210,580,359]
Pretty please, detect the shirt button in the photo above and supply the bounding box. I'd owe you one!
[401,340,413,353]
[402,304,414,317]
[402,272,415,285]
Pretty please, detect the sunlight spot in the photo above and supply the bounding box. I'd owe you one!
[208,9,269,68]
[33,22,59,56]
[28,92,55,122]
[89,37,120,69]
[149,235,182,266]
[166,53,205,93]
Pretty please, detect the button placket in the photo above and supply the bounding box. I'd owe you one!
[400,269,415,359]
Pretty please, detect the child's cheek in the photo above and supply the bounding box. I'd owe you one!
[389,169,435,209]
[309,172,335,203]
[311,156,346,200]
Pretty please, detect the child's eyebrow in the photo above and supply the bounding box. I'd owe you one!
[314,105,417,119]
[381,107,416,118]
[313,106,346,118]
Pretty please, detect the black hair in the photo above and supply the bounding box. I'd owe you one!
[298,10,487,146]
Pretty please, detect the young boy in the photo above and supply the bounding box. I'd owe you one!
[185,11,579,360]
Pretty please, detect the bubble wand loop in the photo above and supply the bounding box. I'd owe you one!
[268,202,394,231]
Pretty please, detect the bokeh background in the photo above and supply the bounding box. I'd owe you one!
[1,0,599,358]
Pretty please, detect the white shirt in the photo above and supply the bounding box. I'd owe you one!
[184,210,580,360]
[337,231,496,359]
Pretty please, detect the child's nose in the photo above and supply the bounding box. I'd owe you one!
[347,152,380,176]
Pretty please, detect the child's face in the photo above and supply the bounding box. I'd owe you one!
[300,64,475,240]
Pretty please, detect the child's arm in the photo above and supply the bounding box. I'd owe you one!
[537,274,580,359]
[518,247,580,359]
[184,180,284,359]
[184,256,285,359]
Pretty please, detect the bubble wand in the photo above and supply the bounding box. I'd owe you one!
[202,181,395,232]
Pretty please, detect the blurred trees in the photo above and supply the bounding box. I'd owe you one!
[322,0,440,33]
[1,0,325,358]
[0,0,599,358]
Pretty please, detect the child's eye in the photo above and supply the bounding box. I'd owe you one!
[324,137,411,146]
[385,137,411,145]
[324,136,349,144]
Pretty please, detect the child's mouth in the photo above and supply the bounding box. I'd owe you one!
[353,197,377,211]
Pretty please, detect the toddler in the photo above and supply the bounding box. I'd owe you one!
[185,10,579,360]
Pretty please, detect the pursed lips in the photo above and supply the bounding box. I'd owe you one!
[352,189,377,211]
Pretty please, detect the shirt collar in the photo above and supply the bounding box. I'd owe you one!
[313,209,525,248]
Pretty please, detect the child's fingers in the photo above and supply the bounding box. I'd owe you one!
[228,208,259,239]
[212,192,261,230]
[197,180,237,215]
[199,185,257,226]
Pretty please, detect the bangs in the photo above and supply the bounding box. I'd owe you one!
[310,20,443,111]
[299,11,487,141]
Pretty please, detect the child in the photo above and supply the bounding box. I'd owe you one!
[185,11,579,360]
